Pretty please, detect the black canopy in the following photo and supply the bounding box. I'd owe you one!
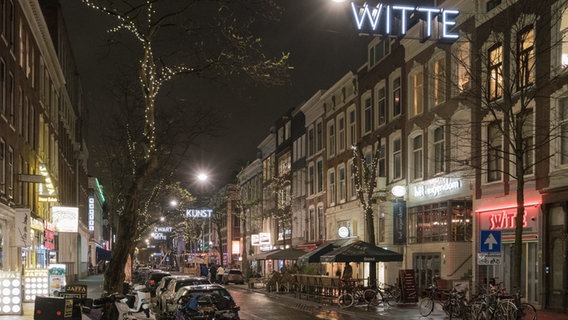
[297,238,355,264]
[266,248,307,260]
[319,240,403,263]
[96,247,112,261]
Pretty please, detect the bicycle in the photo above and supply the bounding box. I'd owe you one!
[367,282,401,307]
[337,284,377,308]
[419,277,449,317]
[510,289,537,320]
[475,284,518,320]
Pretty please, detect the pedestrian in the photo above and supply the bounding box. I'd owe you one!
[342,262,353,281]
[209,264,217,282]
[200,264,209,277]
[216,265,225,283]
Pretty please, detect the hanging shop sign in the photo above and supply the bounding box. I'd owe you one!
[88,196,95,232]
[38,164,58,202]
[44,221,55,250]
[15,208,30,247]
[349,1,459,40]
[52,207,79,233]
[259,232,271,245]
[251,234,260,246]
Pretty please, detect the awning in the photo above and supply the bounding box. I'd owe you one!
[265,248,307,261]
[253,249,281,260]
[297,238,355,264]
[320,240,403,263]
[96,247,112,261]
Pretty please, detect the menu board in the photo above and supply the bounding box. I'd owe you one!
[399,269,418,303]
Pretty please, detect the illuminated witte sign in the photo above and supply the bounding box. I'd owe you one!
[186,209,212,218]
[349,2,459,40]
[88,196,95,232]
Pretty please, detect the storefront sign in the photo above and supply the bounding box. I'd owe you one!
[338,226,350,238]
[15,208,30,247]
[155,227,172,233]
[477,204,539,232]
[349,2,459,40]
[186,209,212,218]
[23,269,49,302]
[52,207,79,233]
[411,177,464,200]
[251,234,260,246]
[393,200,407,245]
[88,196,95,232]
[259,232,271,245]
[0,271,22,315]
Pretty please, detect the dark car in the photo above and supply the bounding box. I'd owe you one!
[159,276,211,316]
[221,269,245,285]
[174,284,240,320]
[145,271,171,297]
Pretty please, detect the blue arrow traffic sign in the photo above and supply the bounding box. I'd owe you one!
[480,230,501,253]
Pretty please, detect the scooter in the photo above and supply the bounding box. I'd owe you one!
[85,292,155,320]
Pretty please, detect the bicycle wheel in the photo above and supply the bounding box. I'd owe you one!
[389,286,402,304]
[518,302,537,320]
[337,293,355,308]
[363,289,379,306]
[469,300,484,320]
[419,297,435,317]
[497,300,518,320]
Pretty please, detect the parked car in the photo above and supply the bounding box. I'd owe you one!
[174,284,240,320]
[145,271,171,297]
[221,269,245,285]
[159,276,211,316]
[154,275,182,308]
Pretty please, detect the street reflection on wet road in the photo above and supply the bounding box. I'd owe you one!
[228,287,354,320]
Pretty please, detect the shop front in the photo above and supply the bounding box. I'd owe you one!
[406,176,473,294]
[475,201,541,307]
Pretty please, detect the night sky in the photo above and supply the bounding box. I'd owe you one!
[60,0,370,186]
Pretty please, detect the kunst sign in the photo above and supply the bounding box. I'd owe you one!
[349,1,459,40]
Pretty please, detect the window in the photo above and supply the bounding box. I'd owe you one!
[487,121,502,182]
[338,115,345,152]
[561,9,568,67]
[560,98,568,165]
[338,166,346,202]
[317,159,323,192]
[378,143,386,178]
[7,146,12,198]
[308,127,314,156]
[522,110,534,174]
[393,77,401,117]
[393,138,402,180]
[370,40,391,67]
[328,121,335,157]
[412,71,423,115]
[0,139,4,194]
[328,170,336,205]
[409,201,471,244]
[308,207,315,241]
[455,42,471,92]
[517,26,535,89]
[0,59,4,116]
[433,127,445,174]
[7,72,13,125]
[363,96,372,134]
[434,57,446,105]
[348,109,356,147]
[378,86,386,126]
[412,135,423,180]
[316,122,323,151]
[318,206,325,240]
[348,161,356,198]
[488,44,503,101]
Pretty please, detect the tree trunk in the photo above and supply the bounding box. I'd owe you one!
[513,167,525,292]
[366,207,377,288]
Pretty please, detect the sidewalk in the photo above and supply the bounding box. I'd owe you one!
[12,274,568,320]
[237,285,568,320]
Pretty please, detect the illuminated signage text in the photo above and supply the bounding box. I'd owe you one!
[186,209,212,218]
[350,2,459,40]
[88,197,95,231]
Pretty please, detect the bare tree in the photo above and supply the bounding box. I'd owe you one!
[448,0,568,291]
[81,0,290,303]
[351,137,382,288]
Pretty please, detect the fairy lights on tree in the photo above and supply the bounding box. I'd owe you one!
[351,136,382,287]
